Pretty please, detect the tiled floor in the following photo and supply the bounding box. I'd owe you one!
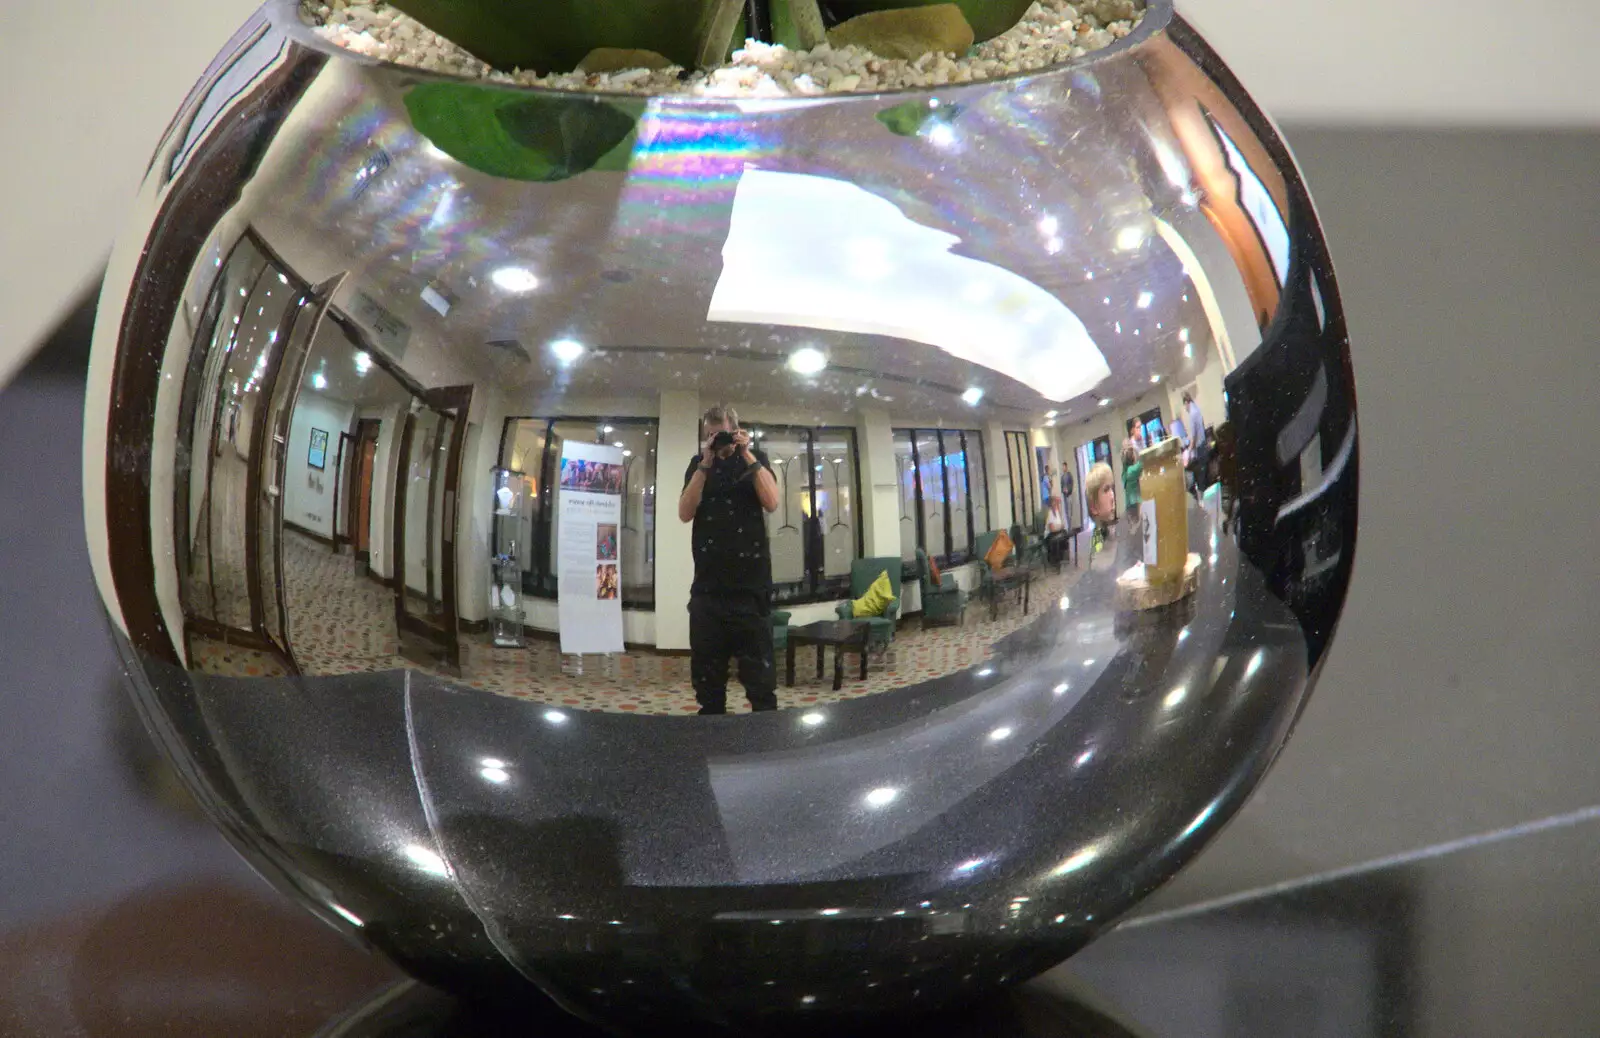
[193,530,1086,714]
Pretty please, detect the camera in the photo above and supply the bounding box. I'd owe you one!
[711,430,737,450]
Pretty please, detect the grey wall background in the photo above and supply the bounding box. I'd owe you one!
[1144,128,1600,912]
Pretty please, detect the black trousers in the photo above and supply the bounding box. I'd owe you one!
[689,593,777,714]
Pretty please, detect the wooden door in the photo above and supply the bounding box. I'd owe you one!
[351,419,380,563]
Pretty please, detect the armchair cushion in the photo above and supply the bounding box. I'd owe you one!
[983,530,1014,572]
[851,570,896,618]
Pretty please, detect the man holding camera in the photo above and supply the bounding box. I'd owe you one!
[678,405,781,714]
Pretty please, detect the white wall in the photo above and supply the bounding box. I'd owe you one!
[651,390,701,650]
[284,393,354,540]
[362,403,403,581]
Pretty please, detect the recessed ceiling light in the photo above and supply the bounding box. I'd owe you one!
[788,347,827,376]
[492,266,539,293]
[1151,374,1162,383]
[551,339,584,363]
[354,351,372,375]
[311,371,327,390]
[1098,398,1111,407]
[961,387,985,406]
[1116,226,1146,251]
[1179,327,1190,342]
[1136,291,1154,308]
[1045,410,1058,419]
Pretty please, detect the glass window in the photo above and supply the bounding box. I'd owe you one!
[970,431,990,538]
[755,426,810,593]
[501,417,658,608]
[744,424,862,605]
[893,428,988,567]
[894,430,918,564]
[945,431,973,561]
[915,429,946,562]
[1006,430,1038,528]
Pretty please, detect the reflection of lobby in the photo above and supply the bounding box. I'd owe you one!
[191,529,1089,713]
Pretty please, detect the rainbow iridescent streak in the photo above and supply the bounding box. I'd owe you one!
[614,104,773,248]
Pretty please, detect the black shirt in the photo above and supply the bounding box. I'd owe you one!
[683,449,773,598]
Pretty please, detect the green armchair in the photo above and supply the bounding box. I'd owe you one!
[1012,521,1048,570]
[966,527,1017,598]
[915,549,966,627]
[771,610,792,654]
[834,557,901,654]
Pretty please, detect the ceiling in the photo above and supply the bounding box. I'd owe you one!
[239,63,1227,424]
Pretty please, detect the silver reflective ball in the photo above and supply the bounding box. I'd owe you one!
[85,0,1356,1031]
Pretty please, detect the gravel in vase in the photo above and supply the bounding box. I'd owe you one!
[300,0,1145,97]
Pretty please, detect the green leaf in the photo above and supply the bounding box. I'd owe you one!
[404,82,641,183]
[387,0,740,73]
[823,0,1033,43]
[876,97,963,137]
[826,4,974,60]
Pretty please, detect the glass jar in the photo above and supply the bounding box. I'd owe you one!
[1138,437,1187,586]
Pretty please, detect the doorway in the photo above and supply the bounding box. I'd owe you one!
[392,385,473,674]
[348,417,381,569]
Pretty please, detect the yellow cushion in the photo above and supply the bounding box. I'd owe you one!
[851,570,895,618]
[984,530,1014,572]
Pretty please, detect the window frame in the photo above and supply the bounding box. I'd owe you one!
[893,427,990,570]
[742,423,866,606]
[1005,430,1039,529]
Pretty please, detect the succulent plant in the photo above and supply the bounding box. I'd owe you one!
[384,0,1037,76]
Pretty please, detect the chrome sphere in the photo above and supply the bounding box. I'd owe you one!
[85,1,1356,1032]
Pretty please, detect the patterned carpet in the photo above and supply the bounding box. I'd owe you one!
[193,530,1086,714]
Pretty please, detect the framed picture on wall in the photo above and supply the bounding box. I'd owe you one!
[307,428,329,470]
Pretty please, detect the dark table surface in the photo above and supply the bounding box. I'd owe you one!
[5,301,1600,1036]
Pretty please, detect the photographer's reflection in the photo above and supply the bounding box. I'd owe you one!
[677,406,782,715]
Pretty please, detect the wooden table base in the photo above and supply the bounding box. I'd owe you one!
[1114,553,1202,611]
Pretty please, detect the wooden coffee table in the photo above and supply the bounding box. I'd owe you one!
[786,620,872,691]
[985,565,1036,620]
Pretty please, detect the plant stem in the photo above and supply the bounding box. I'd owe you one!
[696,0,746,67]
[745,0,774,44]
[788,0,828,48]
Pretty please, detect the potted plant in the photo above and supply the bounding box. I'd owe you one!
[371,0,1040,75]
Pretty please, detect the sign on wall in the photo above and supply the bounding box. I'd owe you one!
[556,441,626,656]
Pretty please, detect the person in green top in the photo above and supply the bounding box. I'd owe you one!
[1121,443,1143,521]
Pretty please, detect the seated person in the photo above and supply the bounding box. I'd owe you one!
[1043,494,1071,565]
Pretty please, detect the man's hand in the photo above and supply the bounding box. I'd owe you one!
[699,432,718,470]
[734,429,755,462]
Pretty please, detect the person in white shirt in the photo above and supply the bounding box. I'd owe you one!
[1043,494,1071,566]
[1183,390,1209,496]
